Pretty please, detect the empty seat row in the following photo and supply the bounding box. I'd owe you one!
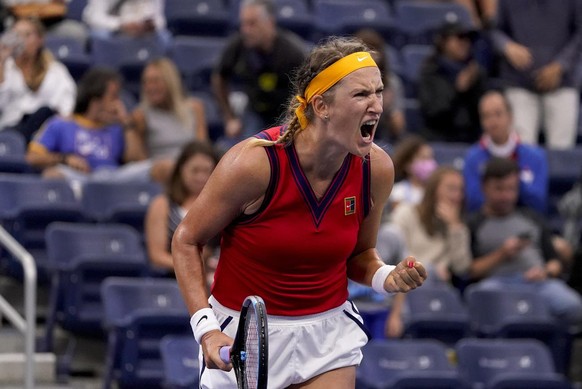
[357,337,571,389]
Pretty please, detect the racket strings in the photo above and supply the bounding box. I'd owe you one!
[244,307,260,387]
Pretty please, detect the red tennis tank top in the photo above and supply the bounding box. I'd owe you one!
[212,127,372,315]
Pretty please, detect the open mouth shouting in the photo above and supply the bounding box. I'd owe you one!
[360,120,377,143]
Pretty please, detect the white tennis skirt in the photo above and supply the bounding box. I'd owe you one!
[199,296,370,388]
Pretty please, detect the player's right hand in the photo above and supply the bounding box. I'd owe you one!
[200,330,233,371]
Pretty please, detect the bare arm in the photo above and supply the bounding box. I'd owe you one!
[172,139,270,369]
[144,195,174,270]
[211,72,234,122]
[346,144,427,292]
[189,97,209,141]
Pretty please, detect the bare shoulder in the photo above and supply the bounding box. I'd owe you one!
[205,139,272,210]
[369,143,394,182]
[147,194,169,218]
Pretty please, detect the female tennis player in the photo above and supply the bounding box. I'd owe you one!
[172,36,427,388]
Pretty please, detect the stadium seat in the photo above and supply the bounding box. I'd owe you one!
[0,175,84,283]
[275,0,314,41]
[81,181,162,236]
[356,338,467,389]
[393,1,474,47]
[430,141,470,170]
[404,98,424,134]
[42,222,148,354]
[165,0,230,37]
[168,35,227,93]
[547,147,582,233]
[0,130,30,173]
[190,90,225,142]
[44,34,91,81]
[312,0,395,43]
[403,283,471,346]
[66,0,87,22]
[399,44,434,98]
[464,285,571,375]
[101,277,190,389]
[160,335,200,389]
[456,338,571,389]
[91,35,166,96]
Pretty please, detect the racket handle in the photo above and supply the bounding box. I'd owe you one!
[219,346,231,363]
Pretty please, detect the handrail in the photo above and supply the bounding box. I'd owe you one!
[0,225,36,389]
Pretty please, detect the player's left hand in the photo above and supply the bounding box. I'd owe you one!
[384,256,427,293]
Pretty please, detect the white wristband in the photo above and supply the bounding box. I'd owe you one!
[372,264,396,295]
[190,308,221,344]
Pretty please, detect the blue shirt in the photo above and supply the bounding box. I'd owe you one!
[33,116,125,170]
[463,142,548,214]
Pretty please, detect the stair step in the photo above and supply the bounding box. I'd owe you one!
[0,353,56,383]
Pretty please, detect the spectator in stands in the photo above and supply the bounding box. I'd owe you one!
[212,0,306,150]
[355,28,406,143]
[386,166,472,337]
[467,157,582,326]
[490,0,582,149]
[389,134,437,211]
[464,90,548,214]
[0,17,75,142]
[454,0,497,29]
[82,0,170,47]
[2,0,88,43]
[25,67,148,188]
[145,140,220,285]
[127,58,209,184]
[419,19,487,143]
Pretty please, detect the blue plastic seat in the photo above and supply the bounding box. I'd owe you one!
[274,0,314,41]
[357,338,467,389]
[0,131,30,173]
[393,1,474,47]
[42,222,148,354]
[403,284,471,346]
[0,175,84,283]
[160,335,200,389]
[81,181,162,235]
[430,141,470,170]
[312,0,395,42]
[399,44,434,98]
[168,35,227,93]
[464,285,571,375]
[44,34,91,81]
[91,35,166,95]
[456,338,571,389]
[101,277,190,389]
[165,0,230,37]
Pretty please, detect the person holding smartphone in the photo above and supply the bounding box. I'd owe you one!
[0,17,76,141]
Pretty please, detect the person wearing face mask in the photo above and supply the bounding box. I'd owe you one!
[388,134,438,212]
[463,90,548,214]
[385,166,472,338]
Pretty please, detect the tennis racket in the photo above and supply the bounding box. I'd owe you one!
[219,295,269,389]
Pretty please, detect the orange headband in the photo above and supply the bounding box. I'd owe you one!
[295,51,377,129]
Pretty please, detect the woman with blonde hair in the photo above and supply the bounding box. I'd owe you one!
[127,57,209,183]
[0,17,76,141]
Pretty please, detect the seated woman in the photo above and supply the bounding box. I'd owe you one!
[388,134,437,212]
[127,57,209,184]
[0,17,76,142]
[144,140,220,286]
[385,166,471,337]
